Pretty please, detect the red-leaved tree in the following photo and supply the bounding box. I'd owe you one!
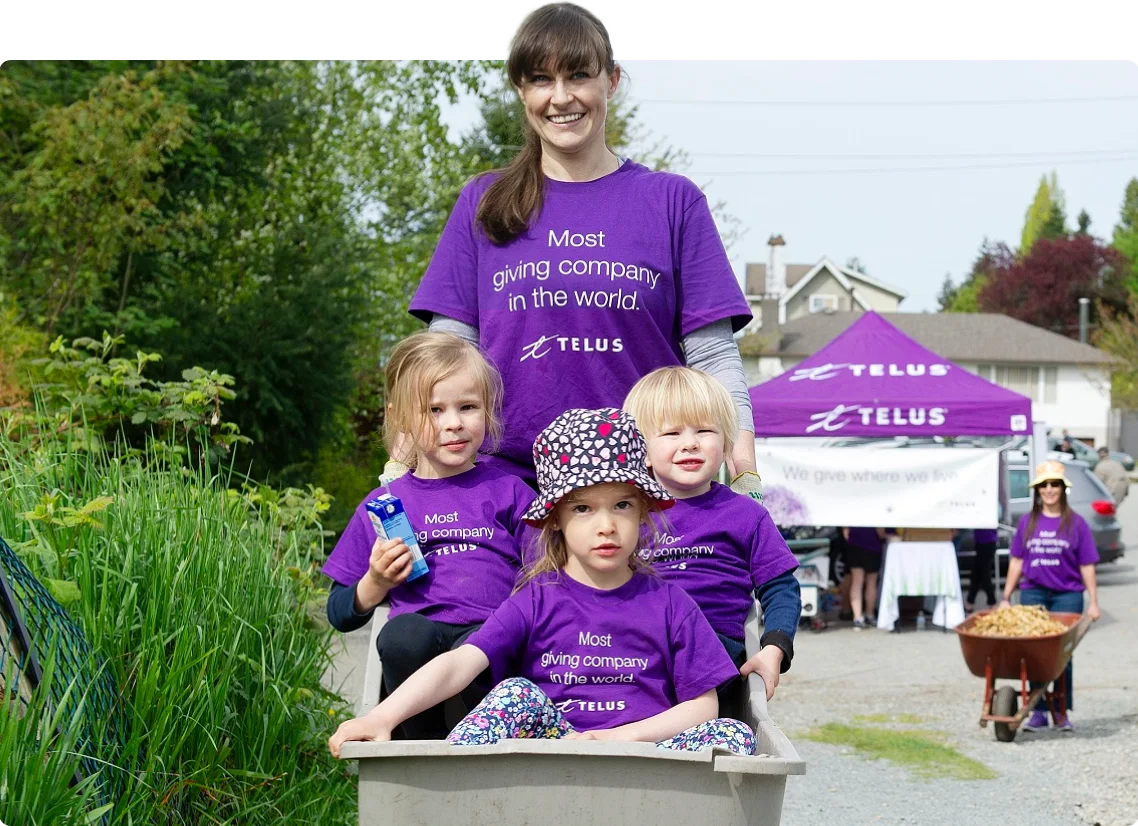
[977,234,1129,339]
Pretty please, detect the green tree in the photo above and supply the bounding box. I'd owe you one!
[1021,171,1066,253]
[0,66,193,333]
[1094,292,1138,409]
[0,60,496,483]
[1076,209,1092,236]
[936,273,957,311]
[1112,177,1138,293]
[946,277,986,312]
[941,238,1008,313]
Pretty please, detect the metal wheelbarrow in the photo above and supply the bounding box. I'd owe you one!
[955,610,1092,742]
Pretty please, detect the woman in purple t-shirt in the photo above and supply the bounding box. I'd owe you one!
[329,408,754,757]
[1001,461,1101,733]
[407,3,759,493]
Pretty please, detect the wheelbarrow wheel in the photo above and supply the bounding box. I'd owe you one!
[992,686,1018,742]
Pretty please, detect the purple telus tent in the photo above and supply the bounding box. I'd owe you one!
[749,312,1033,438]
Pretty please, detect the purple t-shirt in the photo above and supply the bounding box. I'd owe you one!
[641,483,799,639]
[321,464,536,625]
[467,572,739,731]
[1010,512,1099,592]
[409,161,752,478]
[974,529,998,544]
[847,527,885,553]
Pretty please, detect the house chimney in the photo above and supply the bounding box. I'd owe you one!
[767,234,787,325]
[1078,296,1090,343]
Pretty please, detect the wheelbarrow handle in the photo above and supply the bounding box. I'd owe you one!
[1072,613,1093,648]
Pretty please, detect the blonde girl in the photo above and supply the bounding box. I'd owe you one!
[322,332,536,739]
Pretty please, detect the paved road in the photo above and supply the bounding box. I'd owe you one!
[776,493,1138,826]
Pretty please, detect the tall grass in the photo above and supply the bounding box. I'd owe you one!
[0,659,107,825]
[0,438,355,825]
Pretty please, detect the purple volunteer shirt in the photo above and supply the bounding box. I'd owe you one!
[847,527,885,552]
[974,529,998,544]
[641,483,798,639]
[409,161,752,478]
[1010,512,1099,593]
[467,571,739,731]
[321,463,536,625]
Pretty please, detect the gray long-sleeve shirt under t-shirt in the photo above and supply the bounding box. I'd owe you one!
[427,315,754,432]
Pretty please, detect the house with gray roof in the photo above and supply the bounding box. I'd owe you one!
[738,311,1119,446]
[744,235,908,330]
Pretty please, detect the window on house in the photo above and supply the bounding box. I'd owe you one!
[809,294,838,313]
[976,364,1041,402]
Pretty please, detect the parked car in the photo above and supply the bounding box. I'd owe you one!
[954,456,1125,577]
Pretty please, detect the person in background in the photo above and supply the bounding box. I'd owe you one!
[842,527,886,630]
[965,527,998,613]
[1093,445,1129,505]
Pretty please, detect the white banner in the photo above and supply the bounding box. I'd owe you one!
[755,445,999,529]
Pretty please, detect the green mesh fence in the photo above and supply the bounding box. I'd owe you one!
[0,536,128,817]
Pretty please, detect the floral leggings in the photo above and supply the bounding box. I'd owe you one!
[445,678,756,755]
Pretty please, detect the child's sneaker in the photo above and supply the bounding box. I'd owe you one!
[1022,710,1049,732]
[1052,712,1074,732]
[853,617,867,631]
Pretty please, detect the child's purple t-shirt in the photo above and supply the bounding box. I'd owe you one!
[641,483,799,639]
[321,464,536,625]
[409,161,752,477]
[1010,512,1098,592]
[973,529,999,544]
[466,572,739,731]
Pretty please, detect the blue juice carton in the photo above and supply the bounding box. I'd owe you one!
[365,493,429,582]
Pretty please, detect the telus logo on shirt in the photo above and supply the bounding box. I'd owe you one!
[805,403,947,433]
[520,334,624,362]
[556,698,627,713]
[790,362,951,381]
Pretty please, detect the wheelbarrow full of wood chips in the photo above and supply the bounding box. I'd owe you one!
[955,610,1092,742]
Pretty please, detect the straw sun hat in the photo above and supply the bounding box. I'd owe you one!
[1028,459,1071,489]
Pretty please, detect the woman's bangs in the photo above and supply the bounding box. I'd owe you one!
[509,14,610,83]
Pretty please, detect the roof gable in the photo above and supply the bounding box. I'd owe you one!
[779,258,871,311]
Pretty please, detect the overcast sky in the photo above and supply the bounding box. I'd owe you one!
[443,60,1138,312]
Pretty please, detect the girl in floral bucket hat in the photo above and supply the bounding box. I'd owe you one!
[1000,459,1101,734]
[329,408,757,758]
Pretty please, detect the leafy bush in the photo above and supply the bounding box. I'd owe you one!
[0,334,354,825]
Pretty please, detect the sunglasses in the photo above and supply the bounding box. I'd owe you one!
[1038,480,1065,489]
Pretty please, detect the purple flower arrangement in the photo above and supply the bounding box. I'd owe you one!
[762,484,811,527]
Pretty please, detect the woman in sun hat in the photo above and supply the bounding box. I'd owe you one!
[1000,460,1101,733]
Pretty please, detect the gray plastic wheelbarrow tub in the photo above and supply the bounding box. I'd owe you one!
[339,602,805,826]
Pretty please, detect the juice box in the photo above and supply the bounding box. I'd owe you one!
[364,493,429,582]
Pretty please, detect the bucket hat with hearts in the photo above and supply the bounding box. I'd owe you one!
[522,407,674,526]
